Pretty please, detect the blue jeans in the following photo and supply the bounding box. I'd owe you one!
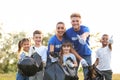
[16,72,29,80]
[101,70,112,80]
[77,55,92,80]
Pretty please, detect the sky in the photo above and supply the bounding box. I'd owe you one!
[0,0,120,73]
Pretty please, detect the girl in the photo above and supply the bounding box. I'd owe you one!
[60,41,78,80]
[16,38,31,80]
[60,41,77,68]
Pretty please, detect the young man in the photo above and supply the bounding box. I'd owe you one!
[94,34,113,80]
[29,30,47,80]
[65,13,92,80]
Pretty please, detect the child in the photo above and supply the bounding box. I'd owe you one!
[94,34,113,80]
[29,30,47,80]
[60,41,78,80]
[16,38,31,80]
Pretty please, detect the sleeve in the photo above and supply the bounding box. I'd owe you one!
[28,46,34,57]
[82,26,90,33]
[19,52,26,59]
[41,47,47,63]
[95,50,99,58]
[48,36,56,45]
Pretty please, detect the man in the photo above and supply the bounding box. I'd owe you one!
[65,13,92,80]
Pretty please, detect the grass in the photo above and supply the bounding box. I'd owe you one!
[0,72,16,80]
[78,72,120,80]
[0,72,120,80]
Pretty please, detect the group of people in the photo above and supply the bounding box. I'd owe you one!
[16,13,113,80]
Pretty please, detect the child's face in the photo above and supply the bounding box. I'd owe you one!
[33,34,42,45]
[62,45,71,53]
[22,41,30,52]
[101,35,109,46]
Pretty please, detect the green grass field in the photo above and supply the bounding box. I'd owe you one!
[0,72,120,80]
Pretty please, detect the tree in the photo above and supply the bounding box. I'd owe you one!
[0,31,26,73]
[42,33,53,46]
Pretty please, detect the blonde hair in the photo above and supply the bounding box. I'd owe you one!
[70,13,81,18]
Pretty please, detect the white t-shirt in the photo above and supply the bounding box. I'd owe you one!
[96,46,112,71]
[29,46,47,63]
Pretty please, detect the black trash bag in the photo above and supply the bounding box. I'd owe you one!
[63,57,79,80]
[86,65,105,80]
[31,51,43,71]
[43,62,70,80]
[49,52,59,58]
[17,56,38,77]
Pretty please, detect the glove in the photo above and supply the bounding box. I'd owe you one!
[50,52,59,58]
[80,59,88,67]
[108,36,113,44]
[77,34,86,45]
[66,60,74,67]
[51,57,58,62]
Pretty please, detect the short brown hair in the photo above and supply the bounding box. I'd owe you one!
[102,34,108,37]
[70,13,81,18]
[33,30,42,36]
[56,22,65,26]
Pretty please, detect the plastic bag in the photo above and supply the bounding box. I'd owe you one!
[17,56,38,76]
[86,65,105,80]
[31,52,43,71]
[43,62,70,80]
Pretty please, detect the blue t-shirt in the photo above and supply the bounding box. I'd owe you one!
[65,25,92,56]
[47,35,65,55]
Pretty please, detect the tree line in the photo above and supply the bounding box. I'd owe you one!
[0,26,101,73]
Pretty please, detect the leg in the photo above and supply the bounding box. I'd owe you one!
[36,71,44,80]
[102,70,112,80]
[82,55,92,80]
[16,72,25,80]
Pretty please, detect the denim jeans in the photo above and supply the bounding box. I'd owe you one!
[16,72,29,80]
[77,55,91,80]
[101,70,112,80]
[29,71,44,80]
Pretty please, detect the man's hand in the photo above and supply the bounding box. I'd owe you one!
[80,59,88,67]
[77,34,86,45]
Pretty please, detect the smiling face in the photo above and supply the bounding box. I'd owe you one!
[22,40,30,52]
[70,13,82,31]
[62,44,71,54]
[33,34,42,46]
[101,34,109,47]
[61,41,73,54]
[33,30,43,46]
[71,17,81,31]
[56,22,66,37]
[20,38,30,52]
